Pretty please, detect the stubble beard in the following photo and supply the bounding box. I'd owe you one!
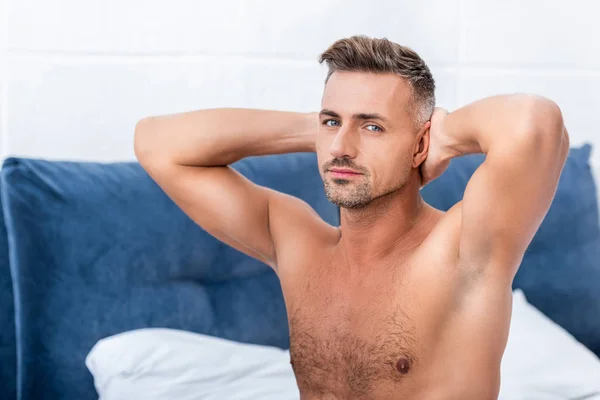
[323,176,373,209]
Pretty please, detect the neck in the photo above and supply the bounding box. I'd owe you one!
[335,184,435,270]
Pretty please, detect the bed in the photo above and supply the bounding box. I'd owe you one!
[1,146,599,399]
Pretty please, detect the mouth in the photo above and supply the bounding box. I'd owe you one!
[328,168,363,178]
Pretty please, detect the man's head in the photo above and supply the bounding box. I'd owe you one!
[316,35,435,209]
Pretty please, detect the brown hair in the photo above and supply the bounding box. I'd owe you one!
[318,35,435,128]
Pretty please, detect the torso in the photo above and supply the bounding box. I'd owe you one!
[275,203,513,400]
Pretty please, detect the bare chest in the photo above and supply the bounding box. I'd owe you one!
[282,259,450,399]
[288,297,419,398]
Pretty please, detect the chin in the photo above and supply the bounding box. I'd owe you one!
[325,191,372,209]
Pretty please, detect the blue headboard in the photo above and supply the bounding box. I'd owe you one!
[0,186,17,400]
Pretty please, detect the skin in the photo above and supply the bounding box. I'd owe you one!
[135,71,570,399]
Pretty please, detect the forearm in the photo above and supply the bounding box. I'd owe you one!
[441,94,565,158]
[134,108,317,167]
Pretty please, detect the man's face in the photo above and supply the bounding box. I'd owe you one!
[316,71,426,209]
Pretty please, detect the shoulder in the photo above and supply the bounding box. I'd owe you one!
[419,202,463,258]
[268,190,340,271]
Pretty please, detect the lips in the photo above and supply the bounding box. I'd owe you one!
[328,168,362,178]
[329,168,361,174]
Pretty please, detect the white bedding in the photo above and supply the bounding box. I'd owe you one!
[87,329,299,400]
[86,290,600,400]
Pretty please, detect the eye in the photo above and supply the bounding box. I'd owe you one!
[366,124,383,132]
[322,119,340,127]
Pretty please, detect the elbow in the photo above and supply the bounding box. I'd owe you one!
[522,95,570,164]
[133,117,159,165]
[524,95,566,140]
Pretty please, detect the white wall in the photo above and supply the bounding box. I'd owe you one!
[1,0,599,182]
[1,0,7,157]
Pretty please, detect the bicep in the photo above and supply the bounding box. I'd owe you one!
[458,129,569,278]
[142,160,278,268]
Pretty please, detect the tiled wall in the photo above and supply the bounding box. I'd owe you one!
[1,0,599,184]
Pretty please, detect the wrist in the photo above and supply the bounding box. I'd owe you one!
[301,112,318,152]
[441,111,483,157]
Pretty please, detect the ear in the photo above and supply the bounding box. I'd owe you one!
[412,121,431,168]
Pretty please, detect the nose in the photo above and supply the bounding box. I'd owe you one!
[329,127,358,159]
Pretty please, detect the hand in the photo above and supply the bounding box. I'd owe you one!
[420,107,452,188]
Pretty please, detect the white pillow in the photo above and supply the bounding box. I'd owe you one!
[499,289,600,399]
[86,290,600,400]
[85,329,300,400]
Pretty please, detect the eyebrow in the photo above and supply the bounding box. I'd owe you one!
[319,109,390,125]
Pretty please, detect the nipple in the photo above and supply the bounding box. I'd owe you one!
[395,357,411,374]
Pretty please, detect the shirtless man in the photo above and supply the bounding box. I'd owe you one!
[133,35,570,399]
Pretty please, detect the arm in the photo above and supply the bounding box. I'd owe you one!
[134,108,319,271]
[429,94,570,280]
